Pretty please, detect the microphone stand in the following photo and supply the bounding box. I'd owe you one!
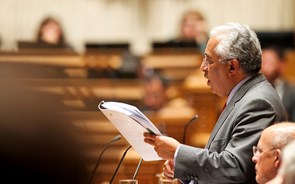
[89,134,121,184]
[132,158,143,179]
[109,145,132,184]
[182,115,199,144]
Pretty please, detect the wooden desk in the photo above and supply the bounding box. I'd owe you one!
[15,78,143,111]
[0,52,84,67]
[141,52,202,82]
[0,52,125,78]
[0,52,87,78]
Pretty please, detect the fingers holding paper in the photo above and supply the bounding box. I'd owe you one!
[143,132,180,160]
[162,160,175,180]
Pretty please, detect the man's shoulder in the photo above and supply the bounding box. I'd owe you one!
[239,74,272,97]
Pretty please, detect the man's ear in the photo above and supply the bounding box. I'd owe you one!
[230,65,234,71]
[229,59,239,74]
[274,149,282,168]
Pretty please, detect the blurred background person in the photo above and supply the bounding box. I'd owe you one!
[142,74,169,112]
[36,16,67,46]
[17,17,77,54]
[180,10,208,44]
[261,46,295,121]
[17,16,76,53]
[18,16,74,53]
[168,9,208,53]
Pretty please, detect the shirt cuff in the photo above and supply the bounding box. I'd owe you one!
[174,144,181,161]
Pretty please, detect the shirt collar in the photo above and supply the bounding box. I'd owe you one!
[226,76,252,105]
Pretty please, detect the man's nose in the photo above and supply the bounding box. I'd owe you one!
[252,155,258,163]
[200,62,206,71]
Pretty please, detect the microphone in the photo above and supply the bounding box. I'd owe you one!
[182,115,199,144]
[89,134,122,184]
[132,158,143,179]
[109,145,132,184]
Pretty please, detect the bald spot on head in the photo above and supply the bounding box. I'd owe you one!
[262,122,295,149]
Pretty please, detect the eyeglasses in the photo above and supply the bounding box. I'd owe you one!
[201,56,233,69]
[201,57,214,69]
[253,146,276,158]
[253,146,263,157]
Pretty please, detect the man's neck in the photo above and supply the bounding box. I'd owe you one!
[226,72,249,97]
[226,74,253,105]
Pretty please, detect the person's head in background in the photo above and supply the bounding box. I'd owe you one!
[143,74,168,111]
[252,122,295,184]
[179,10,208,44]
[37,16,65,45]
[261,46,286,85]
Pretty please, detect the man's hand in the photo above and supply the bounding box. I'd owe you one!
[162,160,175,180]
[143,132,180,160]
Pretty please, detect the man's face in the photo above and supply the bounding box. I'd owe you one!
[181,15,198,40]
[261,49,282,84]
[252,131,278,184]
[41,20,62,44]
[200,36,231,97]
[143,79,167,111]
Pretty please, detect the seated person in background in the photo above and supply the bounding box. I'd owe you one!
[252,122,295,184]
[141,73,196,136]
[37,16,67,46]
[267,140,295,184]
[142,74,168,112]
[18,16,75,53]
[18,16,74,52]
[169,10,208,53]
[261,46,295,121]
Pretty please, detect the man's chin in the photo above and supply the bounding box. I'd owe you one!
[256,176,263,184]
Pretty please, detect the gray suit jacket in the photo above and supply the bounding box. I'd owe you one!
[174,74,287,184]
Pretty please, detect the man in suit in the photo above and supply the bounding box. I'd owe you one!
[261,46,295,121]
[252,122,295,184]
[144,23,287,184]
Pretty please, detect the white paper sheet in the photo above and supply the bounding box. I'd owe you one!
[98,101,162,161]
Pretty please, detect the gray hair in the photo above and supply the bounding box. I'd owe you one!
[210,23,262,75]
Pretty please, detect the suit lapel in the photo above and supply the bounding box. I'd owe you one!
[205,74,266,149]
[205,103,233,149]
